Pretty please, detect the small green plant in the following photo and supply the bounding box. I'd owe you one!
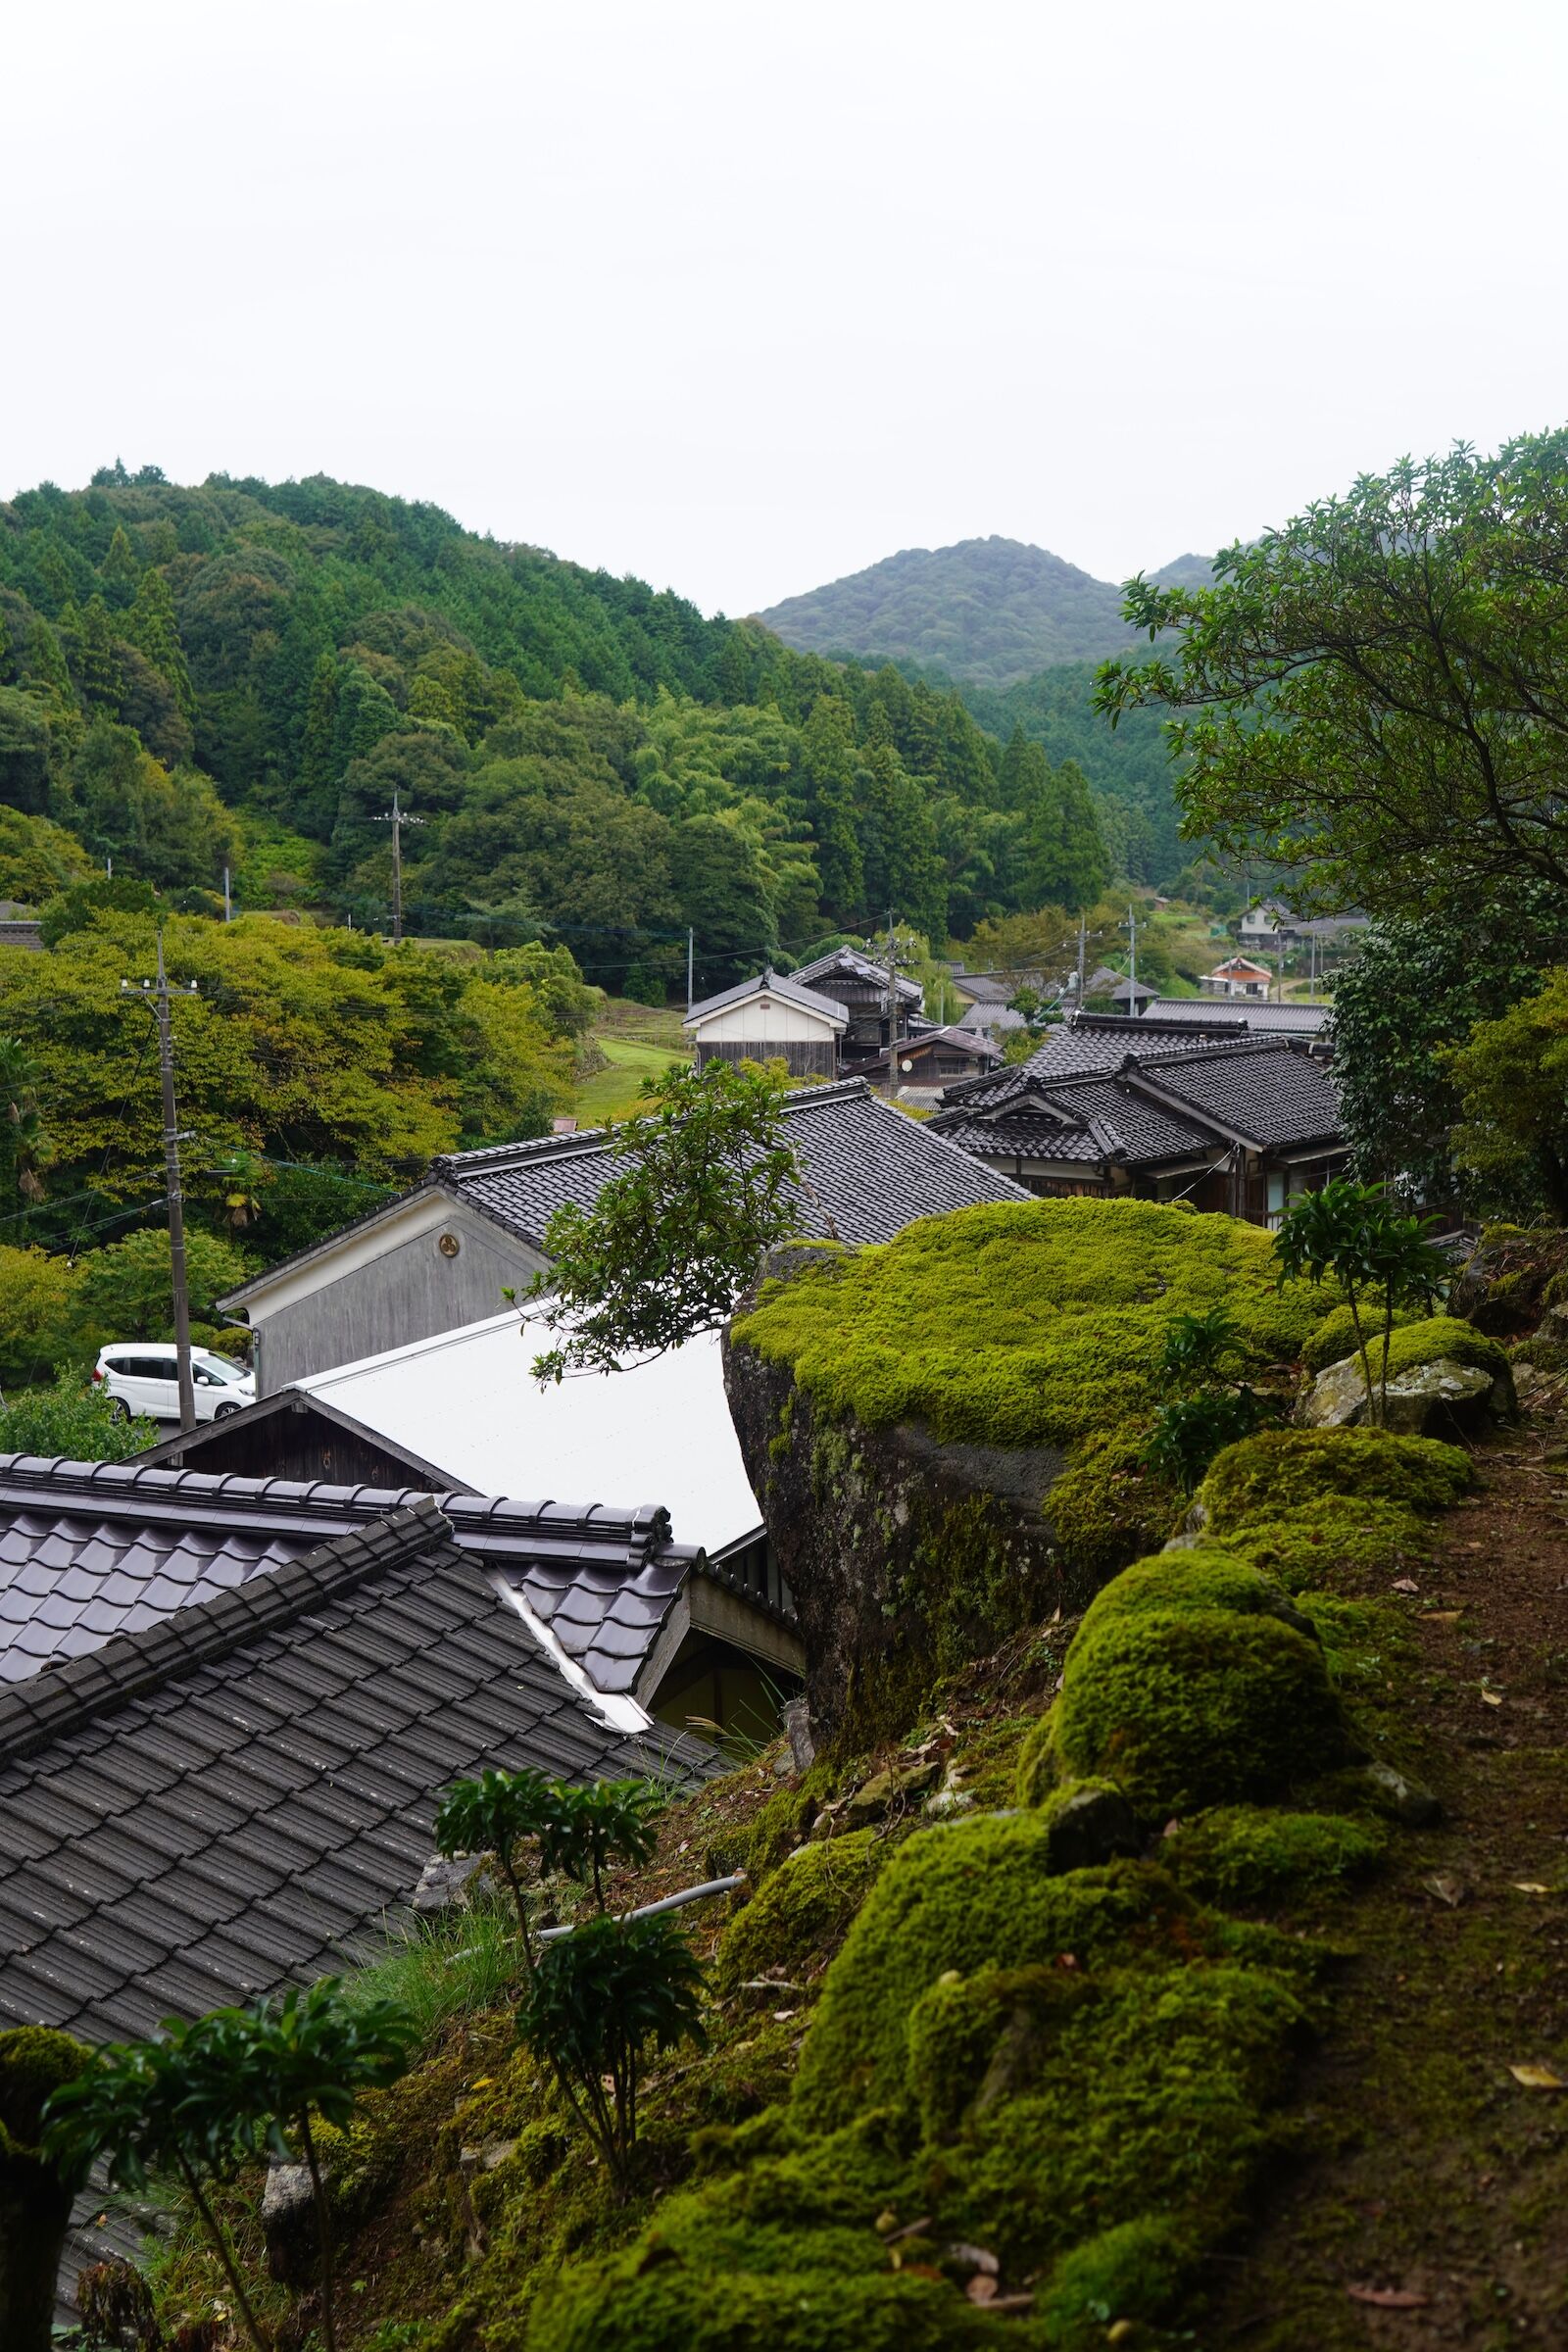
[0,1369,157,1461]
[433,1765,561,1968]
[1157,1304,1239,1392]
[215,1982,416,2352]
[1144,1388,1268,1495]
[545,1777,665,1909]
[44,2025,271,2352]
[516,1912,706,2200]
[1275,1180,1447,1422]
[46,1984,416,2352]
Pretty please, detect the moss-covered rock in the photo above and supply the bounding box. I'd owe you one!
[1302,1302,1424,1375]
[1049,1600,1350,1818]
[1448,1223,1568,1334]
[1162,1807,1387,1906]
[715,1830,891,1991]
[1204,1495,1434,1593]
[0,2027,90,2352]
[792,1822,1201,2130]
[1198,1427,1471,1531]
[1074,1545,1318,1645]
[724,1202,1322,1735]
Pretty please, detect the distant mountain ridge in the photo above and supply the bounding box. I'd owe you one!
[758,535,1212,689]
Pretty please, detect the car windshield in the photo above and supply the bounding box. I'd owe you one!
[199,1356,249,1385]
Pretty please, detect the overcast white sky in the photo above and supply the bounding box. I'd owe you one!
[7,1,1568,616]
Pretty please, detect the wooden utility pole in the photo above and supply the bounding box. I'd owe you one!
[883,908,899,1100]
[1075,912,1087,1022]
[1125,904,1138,1001]
[687,926,694,1011]
[373,790,425,941]
[121,932,200,1432]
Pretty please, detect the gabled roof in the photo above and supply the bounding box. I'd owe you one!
[0,1494,705,2048]
[1127,1041,1343,1151]
[0,1453,707,1701]
[938,1017,1240,1114]
[793,944,923,1004]
[1139,996,1331,1035]
[221,1081,1028,1316]
[855,1024,1004,1078]
[1108,975,1158,1004]
[683,966,848,1030]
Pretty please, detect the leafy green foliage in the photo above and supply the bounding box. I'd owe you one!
[1330,884,1568,1203]
[0,1370,156,1458]
[517,1913,707,2199]
[1446,968,1568,1219]
[0,475,1090,974]
[73,1225,254,1345]
[46,1984,416,2352]
[526,1058,801,1380]
[0,1246,78,1386]
[1097,431,1568,912]
[1275,1180,1447,1422]
[1143,1388,1269,1495]
[435,1766,562,1966]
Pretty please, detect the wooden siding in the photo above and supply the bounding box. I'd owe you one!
[696,1038,839,1079]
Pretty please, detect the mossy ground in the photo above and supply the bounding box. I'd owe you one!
[135,1381,1568,2349]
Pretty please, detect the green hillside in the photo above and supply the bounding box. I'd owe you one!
[0,467,1115,982]
[758,535,1211,689]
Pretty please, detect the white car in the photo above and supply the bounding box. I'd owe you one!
[94,1344,256,1424]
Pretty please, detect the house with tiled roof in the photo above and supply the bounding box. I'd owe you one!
[682,967,848,1080]
[932,1026,1347,1225]
[219,1077,1028,1395]
[792,943,925,1064]
[0,1467,716,2305]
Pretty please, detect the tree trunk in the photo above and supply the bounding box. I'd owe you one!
[0,2170,72,2352]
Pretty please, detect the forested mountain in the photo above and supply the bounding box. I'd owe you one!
[0,468,1114,987]
[758,535,1211,689]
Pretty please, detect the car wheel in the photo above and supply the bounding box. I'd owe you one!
[214,1401,241,1418]
[108,1398,129,1423]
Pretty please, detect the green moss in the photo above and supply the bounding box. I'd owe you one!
[1163,1808,1387,1906]
[1015,1714,1059,1807]
[1510,1332,1568,1372]
[731,1199,1327,1451]
[0,2028,86,2153]
[708,1763,842,1885]
[1302,1302,1422,1374]
[1052,1603,1348,1818]
[904,1958,1304,2293]
[1199,1427,1471,1530]
[1210,1496,1432,1592]
[716,1830,892,1991]
[1037,2217,1195,2347]
[793,1824,1203,2130]
[1074,1545,1313,1643]
[1375,1315,1509,1379]
[1046,1427,1179,1576]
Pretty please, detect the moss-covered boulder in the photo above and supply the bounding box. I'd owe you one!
[715,1830,891,1991]
[1447,1223,1568,1335]
[724,1201,1327,1737]
[1301,1301,1424,1374]
[1161,1807,1387,1906]
[1198,1427,1472,1529]
[0,2027,90,2352]
[1298,1317,1516,1436]
[1021,1547,1352,1820]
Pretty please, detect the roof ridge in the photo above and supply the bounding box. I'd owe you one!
[0,1499,455,1767]
[435,1077,879,1179]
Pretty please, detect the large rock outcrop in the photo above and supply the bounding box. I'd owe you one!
[722,1205,1331,1742]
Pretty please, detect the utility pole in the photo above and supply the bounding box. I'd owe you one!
[1074,911,1087,1023]
[373,790,425,941]
[1125,903,1138,1003]
[222,864,232,923]
[686,926,694,1012]
[884,907,899,1099]
[121,932,200,1432]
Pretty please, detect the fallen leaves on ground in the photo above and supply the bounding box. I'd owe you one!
[1508,2062,1568,2090]
[1347,2283,1431,2309]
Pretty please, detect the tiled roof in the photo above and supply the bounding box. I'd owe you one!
[940,1019,1234,1113]
[1133,1043,1343,1150]
[1040,1075,1216,1164]
[955,1000,1029,1035]
[0,1457,706,1699]
[683,967,847,1029]
[0,1499,685,2039]
[1138,997,1331,1035]
[432,1078,1028,1251]
[794,945,923,1003]
[932,1112,1105,1165]
[0,1494,710,2307]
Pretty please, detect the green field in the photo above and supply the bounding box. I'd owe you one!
[572,1000,689,1126]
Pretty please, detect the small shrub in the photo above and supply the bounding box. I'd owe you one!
[0,1371,157,1462]
[517,1912,706,2200]
[1143,1388,1270,1495]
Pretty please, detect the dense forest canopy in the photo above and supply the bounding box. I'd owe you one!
[0,469,1116,988]
[759,535,1213,687]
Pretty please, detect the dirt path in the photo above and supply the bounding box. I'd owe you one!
[1207,1414,1568,2348]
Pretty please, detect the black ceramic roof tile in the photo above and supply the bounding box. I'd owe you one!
[1130,1044,1343,1149]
